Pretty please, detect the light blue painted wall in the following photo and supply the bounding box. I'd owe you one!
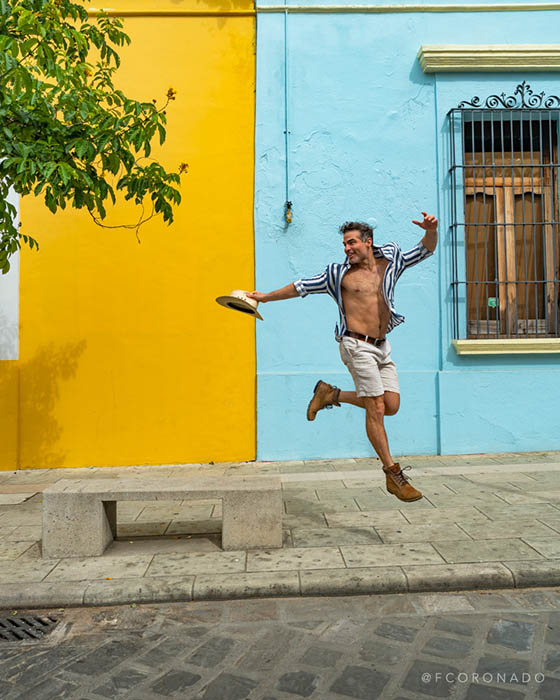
[258,1,560,6]
[255,3,560,459]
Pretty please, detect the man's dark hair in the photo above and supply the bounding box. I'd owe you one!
[339,221,373,243]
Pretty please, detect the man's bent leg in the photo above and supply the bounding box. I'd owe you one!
[384,391,400,416]
[339,390,399,414]
[338,391,366,409]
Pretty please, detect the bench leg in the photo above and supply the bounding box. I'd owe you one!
[221,489,283,551]
[42,494,117,558]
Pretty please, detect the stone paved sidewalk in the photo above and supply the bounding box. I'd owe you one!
[2,451,560,608]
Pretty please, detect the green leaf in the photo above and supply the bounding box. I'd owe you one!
[57,163,72,186]
[45,192,57,214]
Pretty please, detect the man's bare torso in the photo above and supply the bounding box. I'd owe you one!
[342,257,390,337]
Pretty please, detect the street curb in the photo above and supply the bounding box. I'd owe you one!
[403,562,514,592]
[503,560,560,588]
[299,567,408,595]
[3,560,560,609]
[0,583,87,609]
[83,576,195,606]
[193,572,300,600]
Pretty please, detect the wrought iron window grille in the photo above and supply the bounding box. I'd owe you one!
[448,82,560,340]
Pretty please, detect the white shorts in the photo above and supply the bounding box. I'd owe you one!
[339,336,400,398]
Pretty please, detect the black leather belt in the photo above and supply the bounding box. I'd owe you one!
[344,330,386,347]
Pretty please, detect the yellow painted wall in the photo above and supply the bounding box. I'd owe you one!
[0,362,18,468]
[2,0,256,469]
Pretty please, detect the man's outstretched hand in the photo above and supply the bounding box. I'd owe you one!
[412,211,438,252]
[412,211,438,231]
[246,291,267,303]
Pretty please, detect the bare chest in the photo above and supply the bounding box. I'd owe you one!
[342,261,389,296]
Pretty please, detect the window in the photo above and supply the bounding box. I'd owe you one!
[449,82,560,339]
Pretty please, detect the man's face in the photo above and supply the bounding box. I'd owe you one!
[343,230,371,264]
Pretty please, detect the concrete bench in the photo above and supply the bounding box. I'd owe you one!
[42,476,282,558]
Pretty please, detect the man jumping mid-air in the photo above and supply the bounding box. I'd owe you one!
[248,212,437,502]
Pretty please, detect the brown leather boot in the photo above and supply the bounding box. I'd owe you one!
[306,381,341,421]
[383,463,423,502]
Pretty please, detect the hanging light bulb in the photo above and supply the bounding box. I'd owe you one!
[285,200,293,224]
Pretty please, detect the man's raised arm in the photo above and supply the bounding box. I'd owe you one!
[247,284,299,304]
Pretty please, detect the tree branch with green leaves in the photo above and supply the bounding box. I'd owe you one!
[0,0,186,274]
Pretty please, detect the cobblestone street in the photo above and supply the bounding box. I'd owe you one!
[2,587,560,699]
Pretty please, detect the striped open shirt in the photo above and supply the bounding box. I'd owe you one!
[293,241,433,340]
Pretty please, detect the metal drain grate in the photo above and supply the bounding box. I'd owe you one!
[0,615,59,642]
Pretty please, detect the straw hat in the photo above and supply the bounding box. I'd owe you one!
[215,289,263,321]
